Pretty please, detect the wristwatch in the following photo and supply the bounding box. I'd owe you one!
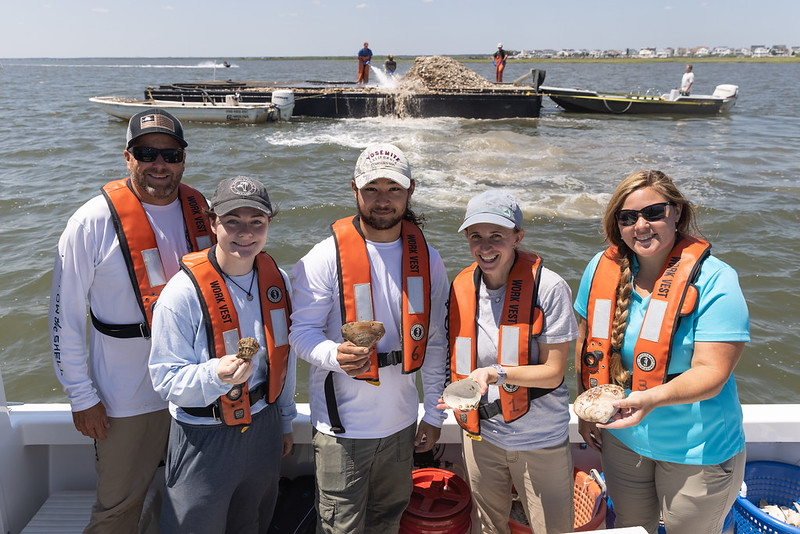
[491,364,506,386]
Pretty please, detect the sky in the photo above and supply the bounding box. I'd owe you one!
[1,0,798,58]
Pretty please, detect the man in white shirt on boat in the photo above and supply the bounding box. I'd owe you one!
[680,64,694,96]
[48,109,213,533]
[289,143,449,533]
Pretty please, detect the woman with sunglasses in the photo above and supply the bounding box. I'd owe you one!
[573,170,749,534]
[149,176,296,533]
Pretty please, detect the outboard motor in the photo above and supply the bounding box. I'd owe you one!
[512,69,546,91]
[271,89,295,120]
[712,84,739,99]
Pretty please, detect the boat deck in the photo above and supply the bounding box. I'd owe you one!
[20,491,94,534]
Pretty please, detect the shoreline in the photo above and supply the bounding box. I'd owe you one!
[202,56,800,64]
[3,56,798,63]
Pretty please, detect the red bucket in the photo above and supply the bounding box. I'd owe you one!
[400,468,473,534]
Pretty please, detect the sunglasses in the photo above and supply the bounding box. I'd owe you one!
[129,146,184,164]
[615,202,674,227]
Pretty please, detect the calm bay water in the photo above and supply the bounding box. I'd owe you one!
[0,58,797,404]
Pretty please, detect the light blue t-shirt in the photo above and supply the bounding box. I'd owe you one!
[574,250,749,464]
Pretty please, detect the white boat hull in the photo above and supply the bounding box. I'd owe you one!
[89,96,292,124]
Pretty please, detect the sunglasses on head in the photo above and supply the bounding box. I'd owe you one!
[130,146,184,164]
[615,202,674,227]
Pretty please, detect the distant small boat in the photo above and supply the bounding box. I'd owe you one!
[89,90,295,124]
[540,84,738,115]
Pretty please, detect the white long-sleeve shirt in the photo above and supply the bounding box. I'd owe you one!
[48,193,188,416]
[148,267,297,432]
[289,235,449,439]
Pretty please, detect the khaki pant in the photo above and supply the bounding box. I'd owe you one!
[312,424,415,534]
[601,431,745,534]
[463,435,574,534]
[85,410,170,534]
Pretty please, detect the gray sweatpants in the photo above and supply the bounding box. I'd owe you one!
[160,403,283,533]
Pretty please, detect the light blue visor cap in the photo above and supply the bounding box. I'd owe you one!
[458,190,523,232]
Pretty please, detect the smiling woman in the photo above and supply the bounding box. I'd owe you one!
[443,189,578,533]
[573,169,749,533]
[147,175,297,531]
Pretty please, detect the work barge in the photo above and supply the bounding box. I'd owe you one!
[143,71,546,120]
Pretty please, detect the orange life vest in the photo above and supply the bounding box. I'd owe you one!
[330,215,431,382]
[180,247,291,426]
[580,236,711,391]
[449,251,548,438]
[99,178,214,336]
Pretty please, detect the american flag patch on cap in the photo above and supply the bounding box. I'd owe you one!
[140,114,176,133]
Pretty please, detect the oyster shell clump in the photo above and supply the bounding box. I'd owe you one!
[341,321,385,347]
[442,378,482,412]
[573,384,626,423]
[236,337,260,361]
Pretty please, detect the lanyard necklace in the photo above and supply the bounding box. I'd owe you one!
[224,270,256,301]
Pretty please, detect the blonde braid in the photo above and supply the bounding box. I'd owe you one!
[609,254,632,387]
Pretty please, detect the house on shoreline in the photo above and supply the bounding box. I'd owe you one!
[510,44,797,60]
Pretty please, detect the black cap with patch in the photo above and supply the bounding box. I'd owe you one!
[126,109,187,148]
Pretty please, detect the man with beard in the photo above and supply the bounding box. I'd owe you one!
[49,109,214,533]
[289,143,449,533]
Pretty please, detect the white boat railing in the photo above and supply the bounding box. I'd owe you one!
[2,362,799,533]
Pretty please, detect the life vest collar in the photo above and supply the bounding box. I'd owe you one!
[449,251,553,438]
[96,178,214,337]
[325,215,432,434]
[180,246,291,426]
[580,236,711,391]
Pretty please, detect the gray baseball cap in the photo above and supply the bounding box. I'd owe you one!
[458,190,523,232]
[210,176,272,217]
[126,109,187,148]
[353,143,412,189]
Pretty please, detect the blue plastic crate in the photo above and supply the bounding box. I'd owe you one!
[733,461,800,534]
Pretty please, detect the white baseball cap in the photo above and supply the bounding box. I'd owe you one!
[353,143,412,189]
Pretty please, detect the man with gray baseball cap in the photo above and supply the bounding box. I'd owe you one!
[49,108,213,532]
[289,143,449,533]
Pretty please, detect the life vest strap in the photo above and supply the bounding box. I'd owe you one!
[377,350,402,368]
[476,382,561,420]
[90,309,151,339]
[323,349,403,435]
[182,382,266,420]
[324,372,346,434]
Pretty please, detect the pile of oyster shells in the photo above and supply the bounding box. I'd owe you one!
[759,499,800,527]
